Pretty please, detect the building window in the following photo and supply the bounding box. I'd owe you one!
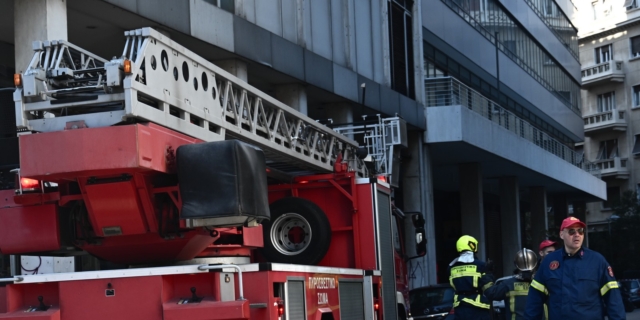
[597,92,615,112]
[542,0,557,16]
[633,134,640,156]
[388,0,415,99]
[631,36,640,58]
[603,186,621,210]
[204,0,234,13]
[597,139,618,160]
[424,59,447,78]
[625,0,639,10]
[633,85,640,108]
[595,44,612,64]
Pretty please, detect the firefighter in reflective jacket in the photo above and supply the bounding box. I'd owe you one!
[449,235,494,320]
[485,248,540,320]
[524,217,625,320]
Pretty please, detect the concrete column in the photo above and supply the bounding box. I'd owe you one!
[275,84,307,115]
[14,0,67,73]
[380,0,391,87]
[500,177,521,275]
[216,59,248,82]
[459,163,486,260]
[325,103,353,125]
[552,195,568,233]
[405,132,437,287]
[530,187,548,247]
[411,0,425,105]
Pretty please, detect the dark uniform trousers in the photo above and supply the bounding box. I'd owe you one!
[449,259,494,320]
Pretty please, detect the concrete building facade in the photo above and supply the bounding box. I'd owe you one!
[573,0,640,239]
[0,0,605,286]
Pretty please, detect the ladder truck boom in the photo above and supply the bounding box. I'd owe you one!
[14,27,367,178]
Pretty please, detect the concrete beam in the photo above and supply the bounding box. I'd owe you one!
[216,59,248,82]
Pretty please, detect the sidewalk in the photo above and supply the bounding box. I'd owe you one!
[626,309,640,320]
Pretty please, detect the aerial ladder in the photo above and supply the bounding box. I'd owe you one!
[14,28,367,178]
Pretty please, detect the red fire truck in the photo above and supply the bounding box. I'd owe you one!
[0,28,426,320]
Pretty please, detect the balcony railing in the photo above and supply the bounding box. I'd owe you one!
[581,60,625,88]
[425,76,600,175]
[583,109,627,134]
[595,157,629,178]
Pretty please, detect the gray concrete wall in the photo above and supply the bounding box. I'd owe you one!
[555,0,578,23]
[102,0,426,127]
[426,105,607,199]
[14,0,67,73]
[226,0,387,83]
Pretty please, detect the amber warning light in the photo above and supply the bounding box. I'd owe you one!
[14,73,22,87]
[123,59,132,74]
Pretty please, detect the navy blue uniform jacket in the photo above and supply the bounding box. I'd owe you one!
[485,275,532,320]
[448,258,493,310]
[524,247,625,320]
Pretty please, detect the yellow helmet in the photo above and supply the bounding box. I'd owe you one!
[456,235,478,253]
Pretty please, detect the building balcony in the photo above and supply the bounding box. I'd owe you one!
[581,60,625,88]
[424,76,606,200]
[424,76,599,175]
[583,110,627,136]
[594,157,630,179]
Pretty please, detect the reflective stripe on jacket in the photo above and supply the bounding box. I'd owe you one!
[524,247,625,320]
[448,258,493,310]
[485,276,547,320]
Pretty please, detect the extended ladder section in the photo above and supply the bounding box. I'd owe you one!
[14,28,367,177]
[333,116,407,181]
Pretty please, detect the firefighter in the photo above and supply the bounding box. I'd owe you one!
[524,216,626,320]
[448,235,494,320]
[538,239,556,260]
[485,248,539,320]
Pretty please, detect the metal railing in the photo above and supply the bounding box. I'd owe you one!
[595,157,628,175]
[583,109,626,128]
[581,60,623,78]
[524,0,579,60]
[424,77,600,174]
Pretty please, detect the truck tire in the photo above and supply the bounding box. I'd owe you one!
[261,197,331,265]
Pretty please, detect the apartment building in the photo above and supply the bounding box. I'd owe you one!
[0,0,604,286]
[574,0,640,235]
